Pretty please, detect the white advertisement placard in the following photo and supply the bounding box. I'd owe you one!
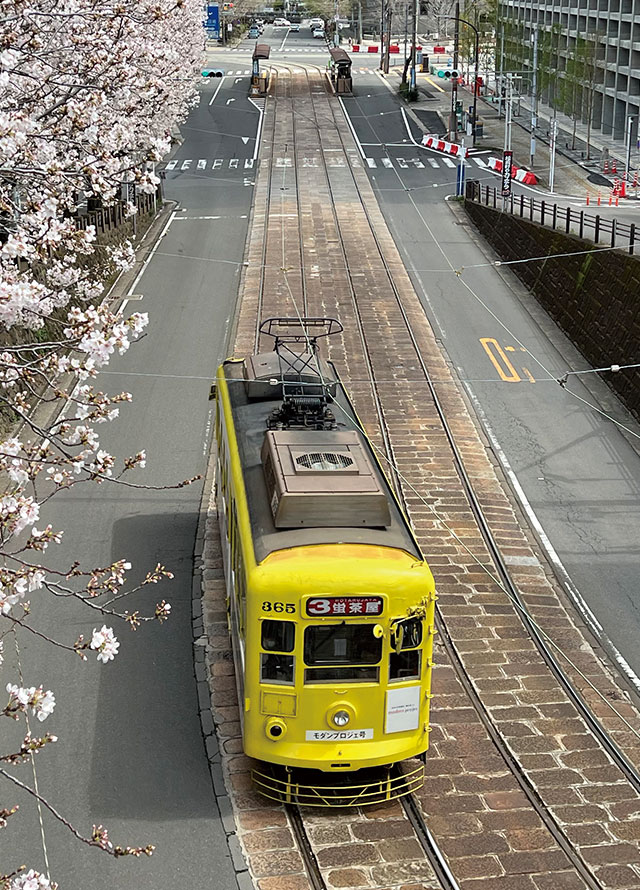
[385,685,420,734]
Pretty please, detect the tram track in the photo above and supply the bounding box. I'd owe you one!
[224,65,640,890]
[298,64,608,890]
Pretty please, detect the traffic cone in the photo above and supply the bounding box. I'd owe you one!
[612,159,617,174]
[633,171,638,187]
[604,159,609,173]
[615,195,619,206]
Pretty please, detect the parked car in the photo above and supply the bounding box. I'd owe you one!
[309,17,323,28]
[312,27,325,38]
[290,22,300,31]
[273,17,290,26]
[248,26,260,38]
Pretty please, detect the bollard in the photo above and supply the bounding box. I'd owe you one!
[609,193,613,205]
[615,195,619,206]
[597,192,601,206]
[586,193,590,205]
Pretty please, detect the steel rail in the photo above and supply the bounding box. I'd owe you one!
[301,66,454,890]
[309,70,608,890]
[302,66,403,502]
[285,804,328,890]
[252,72,278,354]
[398,782,461,890]
[322,69,640,794]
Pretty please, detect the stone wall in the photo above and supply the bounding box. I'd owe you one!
[464,197,640,420]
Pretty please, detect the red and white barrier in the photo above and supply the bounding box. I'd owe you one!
[351,44,360,51]
[421,134,469,158]
[486,155,537,185]
[367,45,378,53]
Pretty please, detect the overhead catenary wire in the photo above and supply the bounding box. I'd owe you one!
[255,70,640,748]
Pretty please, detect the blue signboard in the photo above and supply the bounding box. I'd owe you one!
[205,4,219,38]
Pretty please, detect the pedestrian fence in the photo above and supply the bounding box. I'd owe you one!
[75,190,158,237]
[465,180,637,255]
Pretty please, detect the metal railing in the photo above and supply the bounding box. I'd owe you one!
[465,180,637,255]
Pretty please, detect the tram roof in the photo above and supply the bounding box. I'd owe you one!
[329,48,351,64]
[253,43,271,60]
[222,358,422,564]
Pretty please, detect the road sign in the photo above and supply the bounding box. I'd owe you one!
[502,150,513,196]
[204,4,219,38]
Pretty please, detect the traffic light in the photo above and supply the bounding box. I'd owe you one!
[444,69,458,80]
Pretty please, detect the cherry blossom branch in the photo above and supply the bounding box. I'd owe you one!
[0,768,155,857]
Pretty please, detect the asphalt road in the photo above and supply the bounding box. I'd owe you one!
[9,43,640,888]
[337,70,640,684]
[7,75,257,889]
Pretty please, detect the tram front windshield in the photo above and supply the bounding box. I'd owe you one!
[305,624,381,664]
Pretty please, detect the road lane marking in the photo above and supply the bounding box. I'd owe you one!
[165,160,178,170]
[248,96,265,161]
[338,95,366,159]
[428,158,439,167]
[208,76,226,106]
[181,159,191,170]
[198,159,207,169]
[442,157,455,167]
[472,157,487,167]
[462,380,640,697]
[382,158,393,167]
[480,337,522,382]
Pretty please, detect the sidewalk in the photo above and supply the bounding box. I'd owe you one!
[404,73,630,198]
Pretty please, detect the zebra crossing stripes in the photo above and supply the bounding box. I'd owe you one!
[161,154,491,175]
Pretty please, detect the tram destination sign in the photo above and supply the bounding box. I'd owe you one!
[306,596,384,616]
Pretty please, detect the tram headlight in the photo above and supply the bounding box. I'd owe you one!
[265,717,287,740]
[332,710,350,727]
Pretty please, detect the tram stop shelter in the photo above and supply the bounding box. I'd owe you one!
[328,48,352,94]
[251,44,270,96]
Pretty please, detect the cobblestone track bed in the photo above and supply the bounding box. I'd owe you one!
[200,66,640,890]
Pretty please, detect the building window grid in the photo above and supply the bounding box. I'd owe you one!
[498,0,640,141]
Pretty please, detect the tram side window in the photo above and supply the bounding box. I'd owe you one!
[260,619,295,685]
[389,617,422,681]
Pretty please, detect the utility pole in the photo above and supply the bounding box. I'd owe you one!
[549,117,558,193]
[357,0,363,44]
[502,73,513,211]
[626,114,636,179]
[497,14,505,119]
[530,25,538,168]
[410,0,418,93]
[449,0,460,141]
[380,0,385,71]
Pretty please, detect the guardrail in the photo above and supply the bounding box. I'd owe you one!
[466,180,637,255]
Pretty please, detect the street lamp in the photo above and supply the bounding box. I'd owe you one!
[442,14,480,148]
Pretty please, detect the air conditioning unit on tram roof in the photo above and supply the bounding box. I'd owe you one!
[261,430,391,529]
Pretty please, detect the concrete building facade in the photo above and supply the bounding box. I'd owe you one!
[498,0,640,144]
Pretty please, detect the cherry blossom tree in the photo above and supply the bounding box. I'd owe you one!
[0,2,204,886]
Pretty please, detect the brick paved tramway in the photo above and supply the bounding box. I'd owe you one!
[296,64,610,890]
[220,65,640,890]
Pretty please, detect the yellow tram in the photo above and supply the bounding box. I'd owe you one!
[214,318,436,805]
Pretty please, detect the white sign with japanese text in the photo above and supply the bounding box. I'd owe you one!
[385,685,420,734]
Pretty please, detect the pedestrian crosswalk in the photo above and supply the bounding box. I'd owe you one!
[219,46,332,53]
[202,66,380,73]
[162,154,489,174]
